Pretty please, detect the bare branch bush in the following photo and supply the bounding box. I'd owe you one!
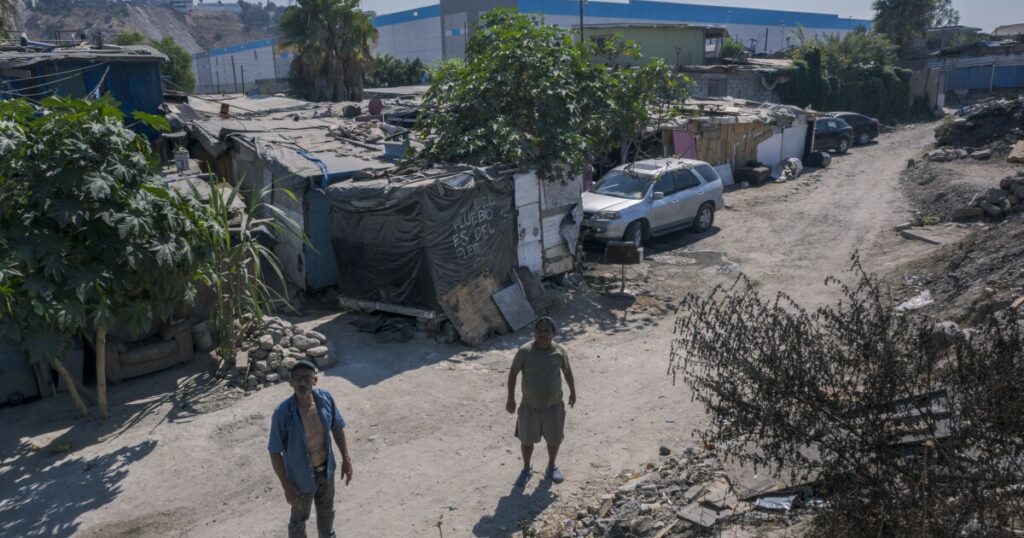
[669,256,1024,536]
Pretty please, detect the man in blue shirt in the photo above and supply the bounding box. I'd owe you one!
[269,359,353,538]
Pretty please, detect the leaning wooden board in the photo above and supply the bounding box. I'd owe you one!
[439,271,510,346]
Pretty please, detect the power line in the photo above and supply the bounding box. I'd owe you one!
[0,67,102,93]
[86,66,111,100]
[0,61,108,83]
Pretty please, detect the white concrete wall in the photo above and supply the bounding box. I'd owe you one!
[195,45,281,94]
[374,17,444,64]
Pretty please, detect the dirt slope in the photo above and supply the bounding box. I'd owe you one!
[0,121,946,537]
[15,2,272,54]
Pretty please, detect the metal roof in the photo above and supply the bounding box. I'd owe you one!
[0,45,167,68]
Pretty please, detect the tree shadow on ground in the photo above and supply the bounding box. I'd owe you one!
[0,360,234,537]
[472,479,556,537]
[0,439,157,537]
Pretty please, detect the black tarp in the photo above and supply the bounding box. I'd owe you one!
[327,167,518,310]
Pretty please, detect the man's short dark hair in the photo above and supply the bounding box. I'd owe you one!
[535,316,556,333]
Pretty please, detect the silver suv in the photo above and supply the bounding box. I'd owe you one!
[582,158,725,244]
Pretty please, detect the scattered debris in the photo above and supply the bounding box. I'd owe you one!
[526,446,814,537]
[895,289,934,312]
[935,97,1024,148]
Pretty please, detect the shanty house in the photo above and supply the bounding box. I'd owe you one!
[180,98,398,291]
[0,42,166,120]
[655,98,811,184]
[681,58,794,102]
[921,40,1024,110]
[327,164,582,329]
[584,23,727,66]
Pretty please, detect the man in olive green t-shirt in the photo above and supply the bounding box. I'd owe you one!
[506,317,577,487]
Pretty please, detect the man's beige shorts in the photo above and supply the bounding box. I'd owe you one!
[515,402,566,446]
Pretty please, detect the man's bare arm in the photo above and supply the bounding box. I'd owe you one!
[332,428,353,484]
[506,367,518,414]
[563,364,576,407]
[270,453,300,505]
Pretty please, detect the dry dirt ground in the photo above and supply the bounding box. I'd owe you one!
[0,121,956,537]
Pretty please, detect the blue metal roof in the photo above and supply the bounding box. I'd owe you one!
[373,4,441,27]
[373,1,872,30]
[202,37,277,58]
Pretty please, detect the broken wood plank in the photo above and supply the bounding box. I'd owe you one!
[653,520,678,538]
[439,271,509,346]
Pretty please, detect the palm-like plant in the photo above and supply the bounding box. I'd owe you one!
[179,180,304,365]
[278,0,378,102]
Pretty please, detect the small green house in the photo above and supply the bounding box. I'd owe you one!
[584,23,727,67]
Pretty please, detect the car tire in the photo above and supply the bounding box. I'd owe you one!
[837,137,850,154]
[857,132,871,145]
[623,221,644,246]
[691,203,714,233]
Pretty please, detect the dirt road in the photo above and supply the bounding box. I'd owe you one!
[0,121,943,537]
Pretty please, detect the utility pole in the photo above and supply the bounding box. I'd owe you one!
[579,0,585,42]
[763,26,769,55]
[241,65,246,94]
[231,56,238,93]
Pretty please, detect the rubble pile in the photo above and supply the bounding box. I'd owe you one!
[528,447,810,538]
[934,97,1024,150]
[951,171,1024,221]
[925,147,992,162]
[217,316,336,391]
[329,120,405,144]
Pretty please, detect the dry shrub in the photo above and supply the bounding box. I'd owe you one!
[670,257,1024,536]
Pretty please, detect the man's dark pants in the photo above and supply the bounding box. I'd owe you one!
[288,467,335,538]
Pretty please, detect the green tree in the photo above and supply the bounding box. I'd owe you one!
[873,0,938,53]
[790,23,807,47]
[365,54,426,88]
[152,36,197,93]
[719,37,747,59]
[931,0,960,27]
[0,96,205,418]
[417,10,684,182]
[0,0,16,33]
[791,29,897,74]
[278,0,378,101]
[114,31,148,46]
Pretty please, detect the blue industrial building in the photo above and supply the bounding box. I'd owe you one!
[374,0,873,63]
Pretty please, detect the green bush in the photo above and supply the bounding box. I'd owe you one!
[775,39,911,120]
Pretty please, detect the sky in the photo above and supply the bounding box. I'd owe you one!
[355,0,1024,33]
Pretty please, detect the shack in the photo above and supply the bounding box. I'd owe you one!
[655,97,811,184]
[178,97,406,290]
[0,37,167,122]
[921,40,1024,110]
[326,164,582,330]
[178,94,580,294]
[681,58,794,102]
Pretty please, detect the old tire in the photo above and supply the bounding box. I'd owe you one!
[857,132,871,145]
[623,221,644,246]
[691,203,715,233]
[808,151,832,168]
[837,137,850,154]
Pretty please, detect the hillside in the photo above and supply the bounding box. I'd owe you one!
[14,0,273,54]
